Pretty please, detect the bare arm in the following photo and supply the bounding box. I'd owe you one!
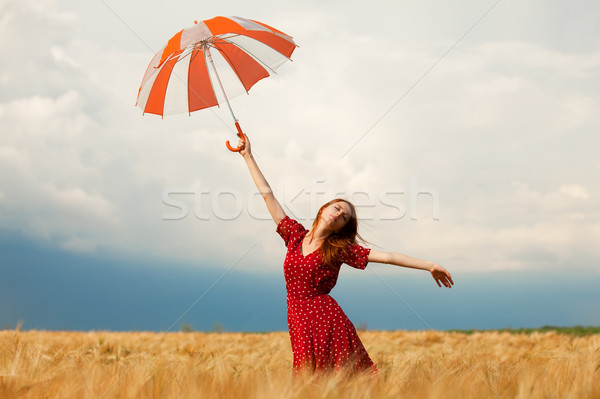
[368,249,454,288]
[238,134,286,225]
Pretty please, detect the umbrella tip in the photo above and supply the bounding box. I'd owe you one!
[194,20,198,24]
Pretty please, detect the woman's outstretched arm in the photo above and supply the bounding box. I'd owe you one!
[368,249,454,288]
[238,134,287,225]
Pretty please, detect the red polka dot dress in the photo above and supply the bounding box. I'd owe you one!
[277,216,377,373]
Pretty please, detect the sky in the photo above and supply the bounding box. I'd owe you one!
[1,0,599,332]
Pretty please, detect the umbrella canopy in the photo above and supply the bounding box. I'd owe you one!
[137,16,296,122]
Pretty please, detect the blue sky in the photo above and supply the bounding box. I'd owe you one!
[1,0,599,331]
[3,230,599,332]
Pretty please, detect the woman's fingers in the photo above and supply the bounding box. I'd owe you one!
[237,134,249,148]
[432,269,453,288]
[443,275,453,288]
[237,134,250,156]
[438,277,449,288]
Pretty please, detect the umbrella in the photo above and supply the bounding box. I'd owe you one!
[136,16,297,151]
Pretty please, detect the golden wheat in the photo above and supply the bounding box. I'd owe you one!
[1,329,599,398]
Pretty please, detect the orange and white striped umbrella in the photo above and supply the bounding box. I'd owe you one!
[136,16,297,151]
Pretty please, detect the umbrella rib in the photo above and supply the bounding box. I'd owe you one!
[209,45,250,95]
[205,46,238,123]
[214,37,280,76]
[216,33,295,61]
[151,46,234,128]
[159,47,215,113]
[188,48,220,113]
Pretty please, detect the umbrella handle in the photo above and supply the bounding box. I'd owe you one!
[225,122,245,152]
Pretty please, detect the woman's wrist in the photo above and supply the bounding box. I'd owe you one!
[425,261,436,272]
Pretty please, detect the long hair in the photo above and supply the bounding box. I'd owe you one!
[311,199,365,268]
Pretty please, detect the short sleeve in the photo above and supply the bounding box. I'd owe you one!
[340,243,371,270]
[276,216,306,247]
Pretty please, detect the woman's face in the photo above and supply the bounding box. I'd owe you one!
[321,201,352,232]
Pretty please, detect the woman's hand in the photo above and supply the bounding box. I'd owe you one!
[429,264,454,288]
[238,133,251,158]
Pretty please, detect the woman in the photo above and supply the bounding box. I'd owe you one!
[238,135,453,373]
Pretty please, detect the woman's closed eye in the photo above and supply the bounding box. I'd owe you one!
[335,205,348,221]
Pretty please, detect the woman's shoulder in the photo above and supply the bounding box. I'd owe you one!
[276,216,307,244]
[339,242,371,270]
[279,216,307,231]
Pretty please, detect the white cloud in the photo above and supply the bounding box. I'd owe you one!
[50,46,81,69]
[1,0,599,274]
[560,185,590,200]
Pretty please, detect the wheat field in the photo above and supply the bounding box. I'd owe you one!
[1,329,599,398]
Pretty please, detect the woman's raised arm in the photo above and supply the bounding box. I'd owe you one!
[238,134,287,225]
[368,249,454,288]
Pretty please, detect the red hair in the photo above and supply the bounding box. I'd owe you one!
[311,199,364,269]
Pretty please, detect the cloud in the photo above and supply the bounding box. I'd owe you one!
[560,185,590,200]
[0,0,598,275]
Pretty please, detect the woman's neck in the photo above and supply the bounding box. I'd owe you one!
[307,220,333,243]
